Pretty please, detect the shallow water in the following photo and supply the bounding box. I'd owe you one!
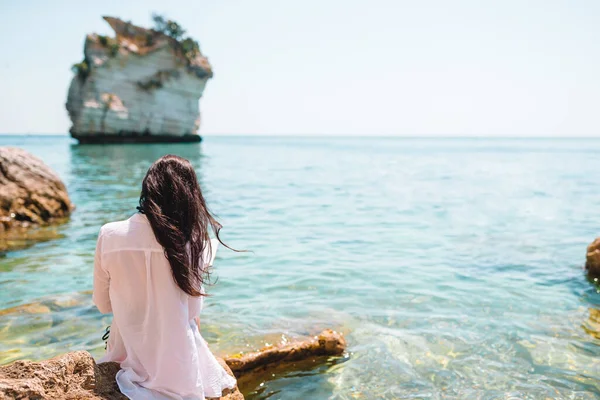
[0,135,599,399]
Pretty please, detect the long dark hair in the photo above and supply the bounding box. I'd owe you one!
[137,154,226,297]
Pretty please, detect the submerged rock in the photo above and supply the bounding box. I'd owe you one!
[66,16,213,143]
[0,147,73,250]
[582,308,600,340]
[227,329,347,394]
[0,329,346,399]
[585,238,600,278]
[226,329,346,376]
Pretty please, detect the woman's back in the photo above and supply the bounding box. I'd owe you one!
[93,155,236,399]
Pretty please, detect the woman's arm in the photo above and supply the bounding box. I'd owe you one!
[92,229,112,314]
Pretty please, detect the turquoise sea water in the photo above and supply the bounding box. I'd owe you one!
[0,135,599,399]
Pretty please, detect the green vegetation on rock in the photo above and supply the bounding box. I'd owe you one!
[69,15,206,82]
[97,35,120,57]
[151,13,201,62]
[137,69,181,91]
[71,59,89,81]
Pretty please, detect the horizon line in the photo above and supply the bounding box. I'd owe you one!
[1,133,600,139]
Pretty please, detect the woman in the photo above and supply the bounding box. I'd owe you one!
[93,155,237,399]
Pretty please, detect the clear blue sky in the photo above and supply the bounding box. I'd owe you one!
[1,0,599,136]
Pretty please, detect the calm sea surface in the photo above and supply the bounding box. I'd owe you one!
[0,135,599,399]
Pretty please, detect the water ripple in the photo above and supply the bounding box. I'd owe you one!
[0,136,599,398]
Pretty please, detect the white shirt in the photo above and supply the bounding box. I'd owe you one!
[93,213,236,399]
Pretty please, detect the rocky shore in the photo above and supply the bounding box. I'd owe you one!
[0,329,346,399]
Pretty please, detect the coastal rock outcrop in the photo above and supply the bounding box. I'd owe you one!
[585,238,600,278]
[0,147,73,249]
[0,351,241,400]
[66,16,212,143]
[0,330,346,399]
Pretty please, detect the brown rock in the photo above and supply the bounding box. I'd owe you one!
[224,329,346,377]
[0,147,73,225]
[585,238,600,278]
[0,147,73,251]
[0,351,103,400]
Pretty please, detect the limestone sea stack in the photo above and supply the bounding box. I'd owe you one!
[66,16,213,144]
[0,147,73,249]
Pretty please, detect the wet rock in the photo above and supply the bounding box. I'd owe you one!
[227,329,347,394]
[0,147,73,251]
[585,238,600,278]
[0,329,346,399]
[225,329,346,376]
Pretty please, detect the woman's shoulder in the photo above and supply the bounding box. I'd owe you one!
[99,214,146,238]
[98,213,161,252]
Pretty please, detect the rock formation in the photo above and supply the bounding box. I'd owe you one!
[225,329,346,376]
[226,329,347,393]
[0,351,241,400]
[0,330,346,399]
[585,238,600,279]
[66,16,213,143]
[0,147,73,250]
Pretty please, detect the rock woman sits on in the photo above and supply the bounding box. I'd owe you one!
[93,155,236,399]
